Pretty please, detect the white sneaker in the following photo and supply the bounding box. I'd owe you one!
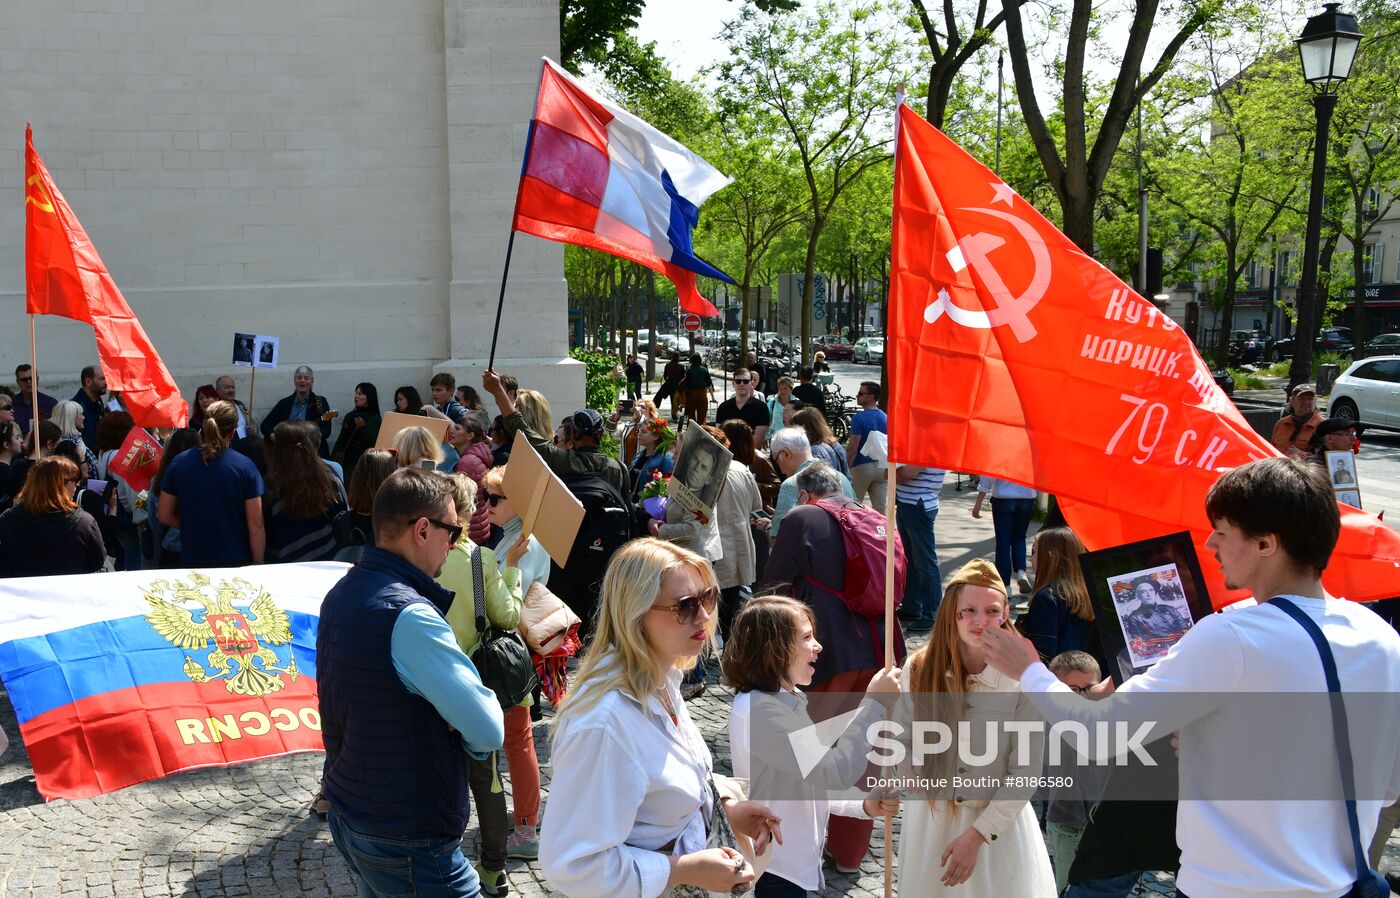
[1015,570,1032,595]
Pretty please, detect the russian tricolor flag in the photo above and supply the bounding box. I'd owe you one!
[513,58,734,317]
[0,564,346,800]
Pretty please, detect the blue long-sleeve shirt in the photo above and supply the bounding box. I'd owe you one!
[390,603,504,759]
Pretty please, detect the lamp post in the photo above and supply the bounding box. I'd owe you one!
[1288,2,1362,392]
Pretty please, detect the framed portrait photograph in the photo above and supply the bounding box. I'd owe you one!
[1324,450,1361,509]
[253,335,280,370]
[669,421,732,522]
[1079,532,1213,684]
[231,332,256,366]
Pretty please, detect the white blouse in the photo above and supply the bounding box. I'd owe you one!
[540,661,714,898]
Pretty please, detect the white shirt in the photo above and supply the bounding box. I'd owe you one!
[976,476,1036,499]
[730,690,876,891]
[540,661,713,898]
[1019,595,1400,898]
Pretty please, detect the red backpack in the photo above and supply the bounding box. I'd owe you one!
[803,499,907,618]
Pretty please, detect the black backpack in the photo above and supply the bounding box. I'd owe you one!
[549,471,637,631]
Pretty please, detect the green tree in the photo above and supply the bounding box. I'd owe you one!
[1152,39,1309,363]
[718,1,917,363]
[909,0,1022,128]
[1000,0,1216,252]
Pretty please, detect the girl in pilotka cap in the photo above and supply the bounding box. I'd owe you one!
[898,559,1056,898]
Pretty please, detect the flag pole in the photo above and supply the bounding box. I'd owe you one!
[487,230,517,371]
[881,83,906,898]
[249,365,257,423]
[489,57,549,372]
[28,314,40,460]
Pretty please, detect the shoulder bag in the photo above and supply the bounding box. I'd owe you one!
[467,545,537,709]
[1272,597,1389,898]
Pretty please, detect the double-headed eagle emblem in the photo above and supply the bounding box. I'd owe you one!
[142,572,300,696]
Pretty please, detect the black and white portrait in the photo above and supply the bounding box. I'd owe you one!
[669,422,732,521]
[232,332,255,365]
[254,335,279,369]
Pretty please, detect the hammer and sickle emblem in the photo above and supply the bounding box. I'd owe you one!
[923,207,1052,343]
[25,174,54,213]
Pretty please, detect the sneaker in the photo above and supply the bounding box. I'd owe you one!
[903,619,933,634]
[1015,570,1032,595]
[309,786,329,819]
[506,826,539,860]
[475,864,509,897]
[680,681,706,701]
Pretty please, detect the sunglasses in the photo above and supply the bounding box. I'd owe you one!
[733,378,752,385]
[650,588,720,626]
[483,491,506,507]
[425,517,463,544]
[0,404,10,411]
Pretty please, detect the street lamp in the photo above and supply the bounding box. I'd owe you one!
[1288,3,1362,392]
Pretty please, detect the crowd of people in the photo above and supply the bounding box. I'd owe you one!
[2,357,1398,898]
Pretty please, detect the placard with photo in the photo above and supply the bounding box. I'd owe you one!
[254,335,279,369]
[669,421,732,522]
[1324,450,1361,509]
[1080,532,1214,684]
[231,332,256,366]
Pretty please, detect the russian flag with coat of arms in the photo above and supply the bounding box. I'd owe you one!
[513,58,733,317]
[0,564,347,800]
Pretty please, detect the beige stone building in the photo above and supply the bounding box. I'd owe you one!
[0,0,582,423]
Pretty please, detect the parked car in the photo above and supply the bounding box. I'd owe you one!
[812,335,853,359]
[852,337,884,365]
[1328,355,1400,430]
[1363,333,1400,354]
[1271,327,1353,361]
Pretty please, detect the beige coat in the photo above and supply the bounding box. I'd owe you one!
[712,461,763,590]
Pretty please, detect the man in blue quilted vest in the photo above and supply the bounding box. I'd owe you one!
[318,466,504,898]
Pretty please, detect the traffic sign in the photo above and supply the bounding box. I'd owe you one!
[683,314,702,333]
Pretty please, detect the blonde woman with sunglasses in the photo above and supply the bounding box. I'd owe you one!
[541,539,783,898]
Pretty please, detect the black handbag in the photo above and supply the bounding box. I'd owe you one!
[466,545,537,709]
[1273,598,1390,898]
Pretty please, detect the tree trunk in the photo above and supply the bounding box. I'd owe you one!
[1353,229,1369,351]
[800,217,825,367]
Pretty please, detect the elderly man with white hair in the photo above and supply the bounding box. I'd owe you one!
[768,426,853,539]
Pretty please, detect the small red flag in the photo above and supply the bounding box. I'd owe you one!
[886,104,1400,607]
[25,126,188,429]
[107,427,163,493]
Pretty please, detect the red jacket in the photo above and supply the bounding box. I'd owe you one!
[455,442,495,543]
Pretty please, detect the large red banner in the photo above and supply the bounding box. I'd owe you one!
[25,126,188,429]
[886,104,1400,607]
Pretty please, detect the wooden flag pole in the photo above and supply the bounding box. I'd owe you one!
[28,314,40,459]
[248,365,258,423]
[882,83,907,898]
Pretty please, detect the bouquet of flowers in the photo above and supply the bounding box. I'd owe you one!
[639,470,670,522]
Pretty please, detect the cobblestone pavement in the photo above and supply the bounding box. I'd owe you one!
[2,487,1396,896]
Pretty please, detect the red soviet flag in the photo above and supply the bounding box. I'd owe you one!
[25,126,188,429]
[107,427,163,493]
[886,104,1400,607]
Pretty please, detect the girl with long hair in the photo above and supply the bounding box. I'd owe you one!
[898,559,1055,898]
[157,400,266,566]
[50,399,98,474]
[330,382,381,476]
[540,539,780,898]
[514,389,554,441]
[0,455,106,576]
[146,429,200,568]
[724,596,899,897]
[791,407,849,478]
[1021,527,1102,664]
[264,421,346,562]
[449,415,494,544]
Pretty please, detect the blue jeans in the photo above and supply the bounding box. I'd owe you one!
[990,496,1035,585]
[896,499,941,622]
[328,809,481,898]
[1063,871,1144,898]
